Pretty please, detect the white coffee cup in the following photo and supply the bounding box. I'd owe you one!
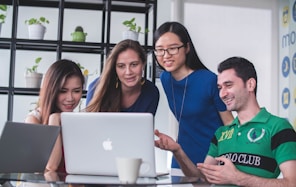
[116,157,142,184]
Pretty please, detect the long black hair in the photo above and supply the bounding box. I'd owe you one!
[153,22,208,71]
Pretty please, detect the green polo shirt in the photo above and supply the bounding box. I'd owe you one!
[208,108,296,178]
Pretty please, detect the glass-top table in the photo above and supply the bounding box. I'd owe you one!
[0,172,212,186]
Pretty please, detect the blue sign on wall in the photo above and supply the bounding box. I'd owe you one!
[282,87,290,109]
[282,56,290,77]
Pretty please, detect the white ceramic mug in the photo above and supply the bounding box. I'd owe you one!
[116,157,142,184]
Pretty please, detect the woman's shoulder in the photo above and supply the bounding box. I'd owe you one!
[26,109,42,123]
[142,79,159,95]
[160,71,170,80]
[28,109,41,117]
[187,70,218,90]
[88,77,100,88]
[193,69,216,76]
[190,69,217,81]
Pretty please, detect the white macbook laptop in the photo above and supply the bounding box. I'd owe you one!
[0,121,60,173]
[61,112,168,178]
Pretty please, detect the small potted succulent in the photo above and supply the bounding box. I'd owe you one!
[25,17,49,40]
[25,57,43,88]
[122,17,149,41]
[71,26,87,42]
[0,4,8,35]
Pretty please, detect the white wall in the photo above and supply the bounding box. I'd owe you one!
[183,0,279,115]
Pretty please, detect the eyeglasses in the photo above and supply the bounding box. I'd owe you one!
[154,45,184,56]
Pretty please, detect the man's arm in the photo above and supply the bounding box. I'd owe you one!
[172,143,202,176]
[198,156,296,187]
[154,129,216,177]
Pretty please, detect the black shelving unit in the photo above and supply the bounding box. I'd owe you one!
[0,0,157,121]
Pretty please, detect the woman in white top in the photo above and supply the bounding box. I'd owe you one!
[25,59,85,172]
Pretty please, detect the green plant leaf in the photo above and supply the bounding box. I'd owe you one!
[27,57,42,73]
[39,16,49,24]
[25,17,49,25]
[122,17,148,34]
[77,63,85,70]
[0,14,6,23]
[0,5,7,11]
[32,65,38,72]
[0,4,8,23]
[35,57,42,64]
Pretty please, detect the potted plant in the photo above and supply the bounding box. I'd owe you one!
[25,57,43,88]
[71,26,87,42]
[122,17,149,41]
[25,17,49,40]
[0,4,8,35]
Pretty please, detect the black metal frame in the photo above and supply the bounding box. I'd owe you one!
[0,0,157,121]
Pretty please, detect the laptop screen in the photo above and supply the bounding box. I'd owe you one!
[0,121,60,173]
[61,112,161,177]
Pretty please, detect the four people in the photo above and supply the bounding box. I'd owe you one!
[21,21,296,187]
[25,59,85,172]
[85,39,159,115]
[153,22,233,169]
[155,57,296,186]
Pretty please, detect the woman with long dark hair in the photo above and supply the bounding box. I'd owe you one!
[153,22,233,170]
[25,59,84,172]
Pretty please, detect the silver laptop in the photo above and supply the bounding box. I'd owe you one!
[61,112,168,178]
[0,121,60,173]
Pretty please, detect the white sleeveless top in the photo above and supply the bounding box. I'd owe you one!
[27,109,41,122]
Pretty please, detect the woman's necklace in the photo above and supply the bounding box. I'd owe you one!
[171,76,188,124]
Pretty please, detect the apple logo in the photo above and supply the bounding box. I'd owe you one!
[102,138,113,151]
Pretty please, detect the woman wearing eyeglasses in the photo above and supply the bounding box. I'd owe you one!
[153,22,233,172]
